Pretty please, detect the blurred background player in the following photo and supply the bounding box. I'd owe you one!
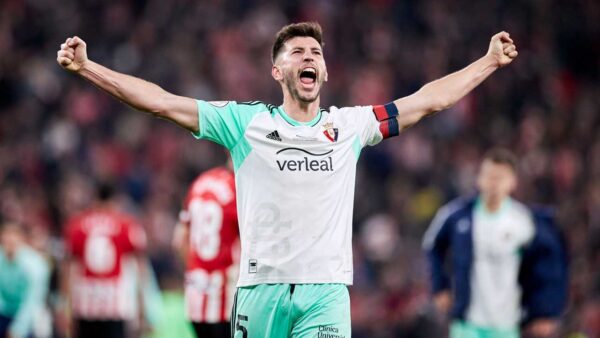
[61,182,150,338]
[172,159,239,338]
[423,148,568,338]
[0,222,50,338]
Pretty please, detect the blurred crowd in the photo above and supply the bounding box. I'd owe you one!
[0,0,598,337]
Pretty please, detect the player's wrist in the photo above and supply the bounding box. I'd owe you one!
[482,53,501,69]
[76,59,92,74]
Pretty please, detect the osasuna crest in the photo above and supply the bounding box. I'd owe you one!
[322,122,339,142]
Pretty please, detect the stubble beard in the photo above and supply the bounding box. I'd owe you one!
[284,72,321,103]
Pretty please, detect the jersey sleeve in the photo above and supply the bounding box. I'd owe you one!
[192,100,241,149]
[124,219,147,253]
[193,100,268,150]
[178,191,192,227]
[346,106,384,147]
[179,175,199,227]
[422,204,454,293]
[178,210,191,226]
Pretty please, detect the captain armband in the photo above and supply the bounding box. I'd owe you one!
[372,102,400,139]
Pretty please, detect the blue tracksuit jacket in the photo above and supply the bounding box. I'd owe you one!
[423,196,568,325]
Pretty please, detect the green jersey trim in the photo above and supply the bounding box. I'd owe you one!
[193,100,279,170]
[231,133,252,172]
[277,106,323,127]
[193,99,269,144]
[475,197,512,218]
[352,135,362,161]
[192,100,246,149]
[192,100,205,140]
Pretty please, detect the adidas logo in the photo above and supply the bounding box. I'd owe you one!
[266,130,282,141]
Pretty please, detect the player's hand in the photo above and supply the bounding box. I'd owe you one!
[487,31,518,67]
[54,299,72,338]
[57,36,88,73]
[433,291,452,315]
[525,319,559,337]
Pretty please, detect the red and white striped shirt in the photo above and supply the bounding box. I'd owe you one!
[65,208,146,320]
[179,167,239,323]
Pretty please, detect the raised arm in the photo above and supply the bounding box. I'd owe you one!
[393,32,518,130]
[56,36,198,132]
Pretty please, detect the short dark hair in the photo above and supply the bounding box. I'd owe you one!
[96,180,116,201]
[482,147,518,172]
[272,22,324,63]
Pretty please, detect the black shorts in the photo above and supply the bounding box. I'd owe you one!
[0,314,13,338]
[76,319,125,338]
[192,322,230,338]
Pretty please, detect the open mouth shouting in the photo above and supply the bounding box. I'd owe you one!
[299,67,318,90]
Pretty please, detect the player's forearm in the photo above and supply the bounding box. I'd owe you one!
[78,60,170,116]
[59,259,72,308]
[421,54,498,113]
[178,243,189,262]
[393,55,499,129]
[172,222,190,262]
[393,33,516,129]
[421,55,498,112]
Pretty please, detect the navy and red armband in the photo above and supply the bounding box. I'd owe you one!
[372,102,400,139]
[379,117,400,139]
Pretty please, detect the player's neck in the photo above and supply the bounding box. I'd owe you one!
[282,95,320,123]
[94,200,116,210]
[482,196,507,213]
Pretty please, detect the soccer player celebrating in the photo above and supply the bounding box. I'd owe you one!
[423,149,568,338]
[57,22,518,337]
[172,161,239,338]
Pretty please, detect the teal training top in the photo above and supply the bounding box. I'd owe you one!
[0,246,50,337]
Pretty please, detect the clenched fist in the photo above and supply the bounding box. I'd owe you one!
[487,31,518,67]
[56,36,88,72]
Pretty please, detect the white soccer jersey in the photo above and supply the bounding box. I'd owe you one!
[467,198,535,328]
[194,100,393,286]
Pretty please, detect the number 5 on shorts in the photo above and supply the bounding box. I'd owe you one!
[235,314,248,338]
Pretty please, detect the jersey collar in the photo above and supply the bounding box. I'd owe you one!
[475,196,512,217]
[277,105,323,127]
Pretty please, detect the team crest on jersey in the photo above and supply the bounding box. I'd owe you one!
[322,122,339,142]
[208,101,230,107]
